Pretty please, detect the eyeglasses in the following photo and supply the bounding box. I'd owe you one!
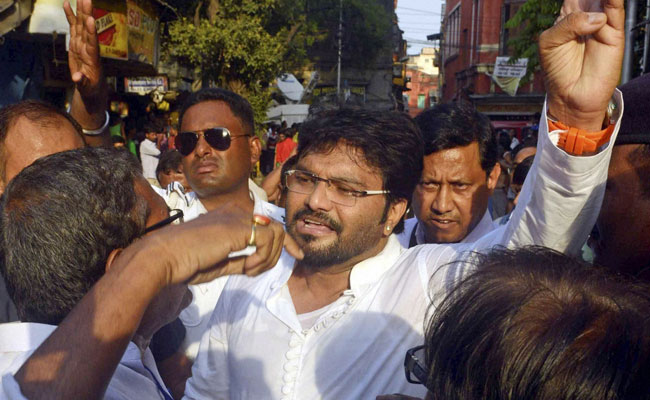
[176,127,250,156]
[404,345,431,390]
[284,169,390,207]
[144,209,184,234]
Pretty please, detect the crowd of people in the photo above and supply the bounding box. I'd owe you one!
[1,0,649,399]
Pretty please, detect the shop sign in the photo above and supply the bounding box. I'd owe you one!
[93,0,128,60]
[127,0,159,66]
[493,57,528,78]
[313,86,366,97]
[124,76,168,95]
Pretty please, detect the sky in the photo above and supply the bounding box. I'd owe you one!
[395,0,444,56]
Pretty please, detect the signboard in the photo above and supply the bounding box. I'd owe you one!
[493,57,528,78]
[124,76,168,95]
[313,86,366,97]
[93,0,128,60]
[127,0,159,66]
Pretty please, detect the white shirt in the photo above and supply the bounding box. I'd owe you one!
[398,210,495,248]
[0,322,171,400]
[176,189,285,360]
[183,95,623,400]
[140,139,161,179]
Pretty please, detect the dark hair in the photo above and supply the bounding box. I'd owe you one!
[156,150,183,177]
[0,100,84,179]
[0,147,147,324]
[414,103,497,174]
[297,108,423,233]
[179,88,255,136]
[144,118,163,134]
[512,155,534,186]
[424,246,650,400]
[112,135,126,145]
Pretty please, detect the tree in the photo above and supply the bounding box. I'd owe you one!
[504,0,561,80]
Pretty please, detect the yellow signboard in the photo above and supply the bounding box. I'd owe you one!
[93,0,128,60]
[127,0,159,65]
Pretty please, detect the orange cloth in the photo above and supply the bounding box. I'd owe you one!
[275,138,297,165]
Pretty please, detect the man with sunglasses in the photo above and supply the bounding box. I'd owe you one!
[158,88,285,362]
[183,0,627,397]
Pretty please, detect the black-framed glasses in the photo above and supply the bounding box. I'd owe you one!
[144,209,184,234]
[405,345,431,390]
[283,169,390,207]
[176,127,250,156]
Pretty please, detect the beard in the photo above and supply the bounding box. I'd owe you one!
[287,207,384,269]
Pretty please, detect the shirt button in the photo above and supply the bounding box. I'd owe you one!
[282,385,292,395]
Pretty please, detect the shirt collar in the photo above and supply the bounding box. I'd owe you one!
[0,322,56,353]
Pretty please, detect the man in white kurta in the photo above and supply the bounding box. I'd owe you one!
[183,88,624,399]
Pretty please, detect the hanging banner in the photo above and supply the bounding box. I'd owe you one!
[93,0,128,60]
[124,76,168,95]
[127,0,159,66]
[491,57,528,96]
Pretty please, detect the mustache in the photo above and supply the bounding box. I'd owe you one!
[290,208,343,234]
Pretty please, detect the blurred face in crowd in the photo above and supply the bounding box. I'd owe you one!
[285,143,405,269]
[0,115,84,194]
[594,144,650,276]
[145,131,158,142]
[180,100,260,200]
[412,142,500,243]
[158,165,190,190]
[132,178,192,335]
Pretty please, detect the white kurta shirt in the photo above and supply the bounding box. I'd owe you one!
[183,94,623,400]
[140,139,161,180]
[0,322,171,400]
[398,210,495,248]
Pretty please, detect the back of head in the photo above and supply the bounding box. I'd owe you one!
[415,103,497,174]
[156,149,183,177]
[179,88,255,136]
[297,107,423,233]
[425,246,650,400]
[0,147,147,325]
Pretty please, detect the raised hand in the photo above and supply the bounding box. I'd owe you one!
[539,0,625,131]
[64,0,103,98]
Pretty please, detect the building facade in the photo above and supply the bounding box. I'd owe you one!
[404,47,439,117]
[439,0,545,133]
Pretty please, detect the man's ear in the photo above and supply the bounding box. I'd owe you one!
[487,162,501,193]
[249,136,262,167]
[105,248,124,273]
[384,198,408,236]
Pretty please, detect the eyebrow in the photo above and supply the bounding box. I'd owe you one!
[295,165,364,186]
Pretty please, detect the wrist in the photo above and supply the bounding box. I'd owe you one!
[547,99,609,132]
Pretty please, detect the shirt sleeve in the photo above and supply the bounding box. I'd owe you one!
[1,374,28,400]
[140,140,161,157]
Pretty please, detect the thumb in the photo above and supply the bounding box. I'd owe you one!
[541,12,607,48]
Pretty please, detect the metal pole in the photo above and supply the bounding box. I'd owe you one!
[337,0,342,102]
[622,0,638,83]
[643,0,650,73]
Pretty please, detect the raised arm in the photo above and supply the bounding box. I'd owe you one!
[7,205,302,400]
[64,0,111,147]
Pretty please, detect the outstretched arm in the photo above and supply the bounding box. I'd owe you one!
[8,205,303,399]
[64,0,111,147]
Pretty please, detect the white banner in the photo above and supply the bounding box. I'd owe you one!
[493,57,528,78]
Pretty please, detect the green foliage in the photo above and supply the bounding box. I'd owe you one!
[505,0,561,81]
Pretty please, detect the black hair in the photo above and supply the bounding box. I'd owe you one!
[424,246,650,400]
[156,150,183,177]
[178,88,255,136]
[512,155,534,186]
[0,147,147,325]
[414,103,497,175]
[297,108,423,233]
[0,100,84,179]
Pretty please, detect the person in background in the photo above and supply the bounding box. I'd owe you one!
[140,120,162,187]
[275,128,297,167]
[156,150,191,191]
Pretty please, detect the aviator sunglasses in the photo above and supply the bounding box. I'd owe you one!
[176,127,250,156]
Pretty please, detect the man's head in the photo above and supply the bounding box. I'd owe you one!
[144,119,162,142]
[178,88,261,201]
[411,104,500,243]
[0,147,188,329]
[0,100,85,194]
[420,246,650,400]
[156,150,190,190]
[594,74,650,276]
[285,108,423,269]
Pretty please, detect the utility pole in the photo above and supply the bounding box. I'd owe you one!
[622,0,638,83]
[643,0,650,73]
[336,0,343,102]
